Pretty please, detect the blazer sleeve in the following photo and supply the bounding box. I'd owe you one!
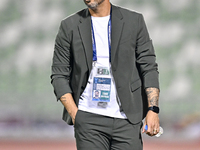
[51,20,72,100]
[135,14,159,90]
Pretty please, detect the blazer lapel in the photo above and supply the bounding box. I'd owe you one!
[111,5,124,64]
[78,9,93,73]
[78,6,124,71]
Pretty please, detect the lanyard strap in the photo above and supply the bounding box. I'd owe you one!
[91,9,112,62]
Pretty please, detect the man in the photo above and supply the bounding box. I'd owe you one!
[51,0,160,149]
[93,90,99,99]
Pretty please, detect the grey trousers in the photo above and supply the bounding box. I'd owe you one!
[74,110,143,150]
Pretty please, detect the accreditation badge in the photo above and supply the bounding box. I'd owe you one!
[92,77,111,102]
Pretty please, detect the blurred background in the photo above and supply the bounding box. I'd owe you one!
[0,0,200,149]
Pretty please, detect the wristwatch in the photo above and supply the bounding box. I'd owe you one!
[148,106,159,114]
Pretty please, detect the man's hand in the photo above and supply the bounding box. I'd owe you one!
[60,93,78,125]
[142,110,160,136]
[71,109,78,125]
[143,87,160,136]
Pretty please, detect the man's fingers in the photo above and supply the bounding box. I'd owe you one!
[142,123,147,133]
[145,124,159,136]
[153,128,158,135]
[143,115,160,136]
[146,124,152,133]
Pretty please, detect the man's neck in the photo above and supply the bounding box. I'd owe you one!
[89,2,111,17]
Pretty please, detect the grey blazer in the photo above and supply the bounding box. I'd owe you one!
[51,5,159,125]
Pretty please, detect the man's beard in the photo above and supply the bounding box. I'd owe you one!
[84,0,105,10]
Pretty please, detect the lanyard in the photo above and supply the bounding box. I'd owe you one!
[91,10,112,62]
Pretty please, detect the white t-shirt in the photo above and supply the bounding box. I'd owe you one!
[78,15,126,119]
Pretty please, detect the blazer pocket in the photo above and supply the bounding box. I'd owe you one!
[131,79,142,92]
[74,110,80,127]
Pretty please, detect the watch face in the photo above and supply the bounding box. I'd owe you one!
[153,106,159,113]
[148,106,159,113]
